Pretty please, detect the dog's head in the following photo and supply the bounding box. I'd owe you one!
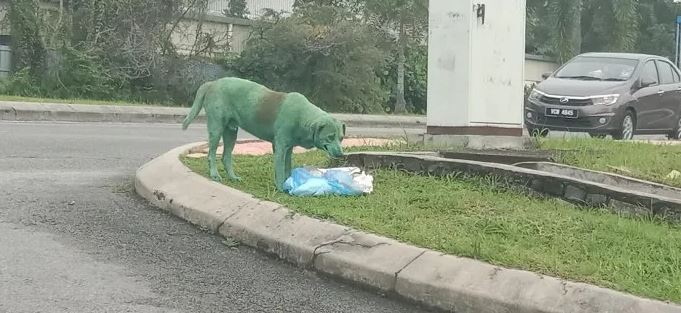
[312,116,346,158]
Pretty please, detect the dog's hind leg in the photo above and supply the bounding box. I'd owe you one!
[222,126,241,181]
[207,126,223,182]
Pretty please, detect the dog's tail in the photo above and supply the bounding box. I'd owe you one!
[182,82,211,130]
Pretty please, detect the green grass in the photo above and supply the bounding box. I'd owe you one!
[538,138,681,188]
[182,144,681,303]
[0,95,169,107]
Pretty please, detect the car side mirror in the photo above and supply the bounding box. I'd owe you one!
[541,72,551,80]
[639,79,656,88]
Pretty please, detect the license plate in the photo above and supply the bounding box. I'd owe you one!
[546,108,578,118]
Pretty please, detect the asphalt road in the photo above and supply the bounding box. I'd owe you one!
[0,121,434,313]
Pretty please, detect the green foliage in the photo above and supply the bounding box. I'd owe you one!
[402,46,427,114]
[6,0,681,113]
[8,0,47,77]
[546,0,583,63]
[2,0,429,113]
[1,0,221,106]
[636,0,681,59]
[224,0,249,18]
[382,44,427,114]
[0,67,43,97]
[234,4,390,113]
[42,45,122,100]
[1,0,429,113]
[527,0,679,62]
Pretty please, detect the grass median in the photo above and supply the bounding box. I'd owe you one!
[539,138,681,188]
[182,141,681,304]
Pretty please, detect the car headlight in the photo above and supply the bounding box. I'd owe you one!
[528,89,542,102]
[591,94,619,106]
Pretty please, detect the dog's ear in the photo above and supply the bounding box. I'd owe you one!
[312,121,324,144]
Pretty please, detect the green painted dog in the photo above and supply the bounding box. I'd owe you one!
[182,77,346,191]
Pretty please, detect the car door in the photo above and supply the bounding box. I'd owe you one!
[633,60,662,130]
[653,60,679,130]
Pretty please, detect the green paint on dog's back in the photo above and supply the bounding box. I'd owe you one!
[256,90,286,127]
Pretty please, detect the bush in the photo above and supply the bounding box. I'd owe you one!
[41,45,123,100]
[233,5,390,113]
[1,0,429,113]
[0,67,43,97]
[1,0,225,106]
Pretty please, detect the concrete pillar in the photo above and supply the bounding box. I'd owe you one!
[427,0,526,138]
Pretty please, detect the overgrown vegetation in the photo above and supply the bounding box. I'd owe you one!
[0,0,228,106]
[0,0,428,113]
[527,0,681,62]
[230,5,389,113]
[3,0,681,112]
[182,143,681,303]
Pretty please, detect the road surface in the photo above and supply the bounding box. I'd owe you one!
[0,121,434,313]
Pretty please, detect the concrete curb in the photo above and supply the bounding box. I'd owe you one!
[0,101,426,129]
[134,142,681,313]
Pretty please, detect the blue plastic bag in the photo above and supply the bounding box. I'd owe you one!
[283,167,372,197]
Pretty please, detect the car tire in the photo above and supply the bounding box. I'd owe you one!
[612,111,636,141]
[528,127,549,138]
[668,116,681,140]
[589,133,607,139]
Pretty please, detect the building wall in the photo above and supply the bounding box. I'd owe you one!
[230,24,252,53]
[171,19,232,55]
[525,54,560,85]
[207,0,295,18]
[171,15,254,55]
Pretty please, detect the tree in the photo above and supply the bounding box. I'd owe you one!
[293,0,428,114]
[224,0,249,19]
[7,0,47,78]
[527,0,641,63]
[235,4,389,113]
[546,0,583,63]
[635,0,681,59]
[363,0,428,114]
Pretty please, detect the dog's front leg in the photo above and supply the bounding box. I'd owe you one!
[284,147,293,179]
[273,139,291,192]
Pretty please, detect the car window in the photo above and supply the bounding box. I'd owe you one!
[640,61,659,86]
[657,61,675,85]
[554,56,637,81]
[673,65,681,83]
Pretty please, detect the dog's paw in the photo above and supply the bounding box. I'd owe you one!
[229,176,242,182]
[210,174,223,182]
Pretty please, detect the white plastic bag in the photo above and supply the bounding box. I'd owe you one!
[283,166,374,197]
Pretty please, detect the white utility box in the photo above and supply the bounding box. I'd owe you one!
[427,0,526,137]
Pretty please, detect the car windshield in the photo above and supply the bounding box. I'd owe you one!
[554,56,638,81]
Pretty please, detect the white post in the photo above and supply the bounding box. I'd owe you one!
[427,0,526,140]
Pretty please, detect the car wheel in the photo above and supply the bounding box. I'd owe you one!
[589,133,607,139]
[668,116,681,140]
[612,111,636,141]
[528,127,549,138]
